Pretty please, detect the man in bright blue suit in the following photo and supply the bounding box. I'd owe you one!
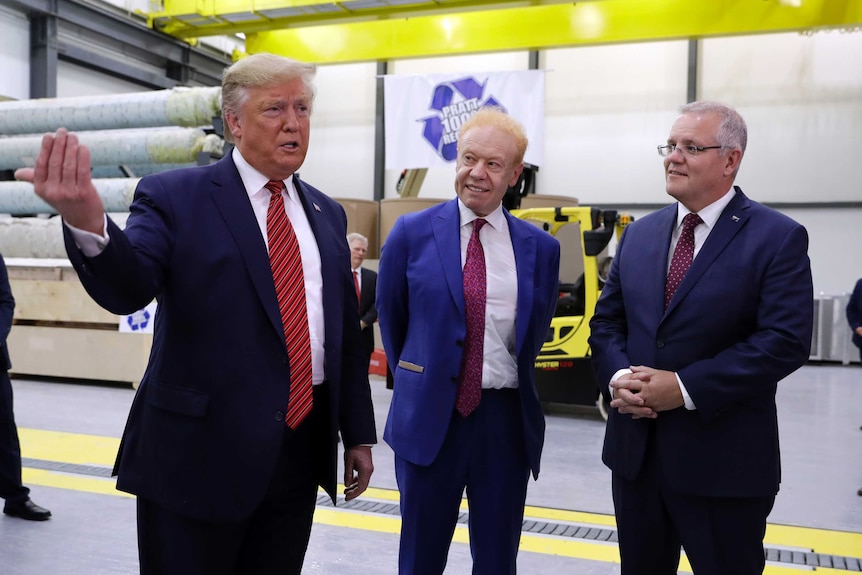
[377,107,560,575]
[18,54,376,575]
[590,101,813,575]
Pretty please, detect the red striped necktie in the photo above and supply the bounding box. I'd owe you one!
[265,179,313,429]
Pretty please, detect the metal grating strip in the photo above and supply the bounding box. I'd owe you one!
[22,457,113,478]
[21,458,862,570]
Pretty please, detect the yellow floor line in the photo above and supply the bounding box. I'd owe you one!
[20,427,862,571]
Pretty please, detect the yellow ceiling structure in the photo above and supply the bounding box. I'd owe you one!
[147,0,862,64]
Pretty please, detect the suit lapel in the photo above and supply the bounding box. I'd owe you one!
[208,157,286,346]
[664,189,751,317]
[432,200,466,320]
[507,212,536,355]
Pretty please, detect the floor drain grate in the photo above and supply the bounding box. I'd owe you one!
[25,460,861,570]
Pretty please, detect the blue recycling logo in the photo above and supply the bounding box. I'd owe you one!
[126,308,151,331]
[419,77,506,162]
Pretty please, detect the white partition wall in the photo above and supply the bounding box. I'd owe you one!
[542,41,689,205]
[0,6,31,101]
[700,31,862,204]
[301,62,379,200]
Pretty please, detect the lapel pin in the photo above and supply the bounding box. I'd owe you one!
[732,215,740,222]
[313,203,321,212]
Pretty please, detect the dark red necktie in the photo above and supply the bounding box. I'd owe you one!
[353,270,361,312]
[665,212,703,309]
[265,180,313,429]
[456,218,487,417]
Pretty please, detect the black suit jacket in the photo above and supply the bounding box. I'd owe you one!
[0,255,12,371]
[357,267,378,357]
[64,155,377,523]
[848,278,862,350]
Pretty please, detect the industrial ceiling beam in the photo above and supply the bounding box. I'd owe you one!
[7,0,230,86]
[236,0,861,64]
[149,0,577,39]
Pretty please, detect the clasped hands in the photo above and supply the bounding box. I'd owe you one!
[610,366,684,419]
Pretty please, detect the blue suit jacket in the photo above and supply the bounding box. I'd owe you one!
[589,188,813,497]
[377,199,560,478]
[64,155,376,522]
[847,279,862,350]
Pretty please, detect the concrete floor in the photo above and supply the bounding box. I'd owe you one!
[2,363,861,574]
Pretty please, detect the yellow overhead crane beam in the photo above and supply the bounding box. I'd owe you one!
[148,0,862,64]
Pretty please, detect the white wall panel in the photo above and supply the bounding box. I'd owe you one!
[301,62,378,200]
[542,41,688,205]
[701,32,862,203]
[0,6,31,101]
[58,62,151,98]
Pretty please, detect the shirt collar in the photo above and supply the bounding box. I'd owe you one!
[676,187,736,230]
[232,147,299,204]
[457,198,505,231]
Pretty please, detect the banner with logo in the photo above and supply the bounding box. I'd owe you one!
[383,70,545,170]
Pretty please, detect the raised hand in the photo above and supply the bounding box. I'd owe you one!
[14,128,105,234]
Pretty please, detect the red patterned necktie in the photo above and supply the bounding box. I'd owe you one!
[353,270,361,312]
[456,218,487,417]
[265,180,313,429]
[665,212,703,309]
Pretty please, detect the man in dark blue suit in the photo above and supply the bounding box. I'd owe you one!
[589,101,813,574]
[377,107,560,574]
[348,232,378,371]
[0,254,52,521]
[18,54,376,575]
[847,278,862,365]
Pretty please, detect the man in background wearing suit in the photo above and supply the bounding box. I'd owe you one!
[847,278,862,497]
[0,254,52,522]
[589,101,813,575]
[377,107,560,575]
[17,53,376,575]
[347,232,377,372]
[847,278,862,366]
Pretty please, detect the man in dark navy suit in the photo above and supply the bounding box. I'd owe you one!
[347,232,377,371]
[17,53,376,575]
[847,278,862,365]
[590,101,813,574]
[0,254,52,522]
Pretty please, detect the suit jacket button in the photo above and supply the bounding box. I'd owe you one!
[456,340,464,347]
[282,356,288,364]
[656,339,665,348]
[450,376,458,383]
[274,410,284,421]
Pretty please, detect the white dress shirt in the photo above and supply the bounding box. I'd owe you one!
[458,200,519,390]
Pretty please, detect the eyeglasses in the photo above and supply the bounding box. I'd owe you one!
[657,144,723,157]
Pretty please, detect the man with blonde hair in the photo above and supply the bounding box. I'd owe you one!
[17,53,376,575]
[378,107,560,574]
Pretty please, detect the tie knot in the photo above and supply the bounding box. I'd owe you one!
[682,213,702,231]
[265,180,284,196]
[472,218,487,236]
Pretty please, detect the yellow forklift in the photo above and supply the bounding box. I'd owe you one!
[510,206,633,419]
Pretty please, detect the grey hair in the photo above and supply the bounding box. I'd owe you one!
[347,232,368,246]
[221,53,317,143]
[680,101,747,154]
